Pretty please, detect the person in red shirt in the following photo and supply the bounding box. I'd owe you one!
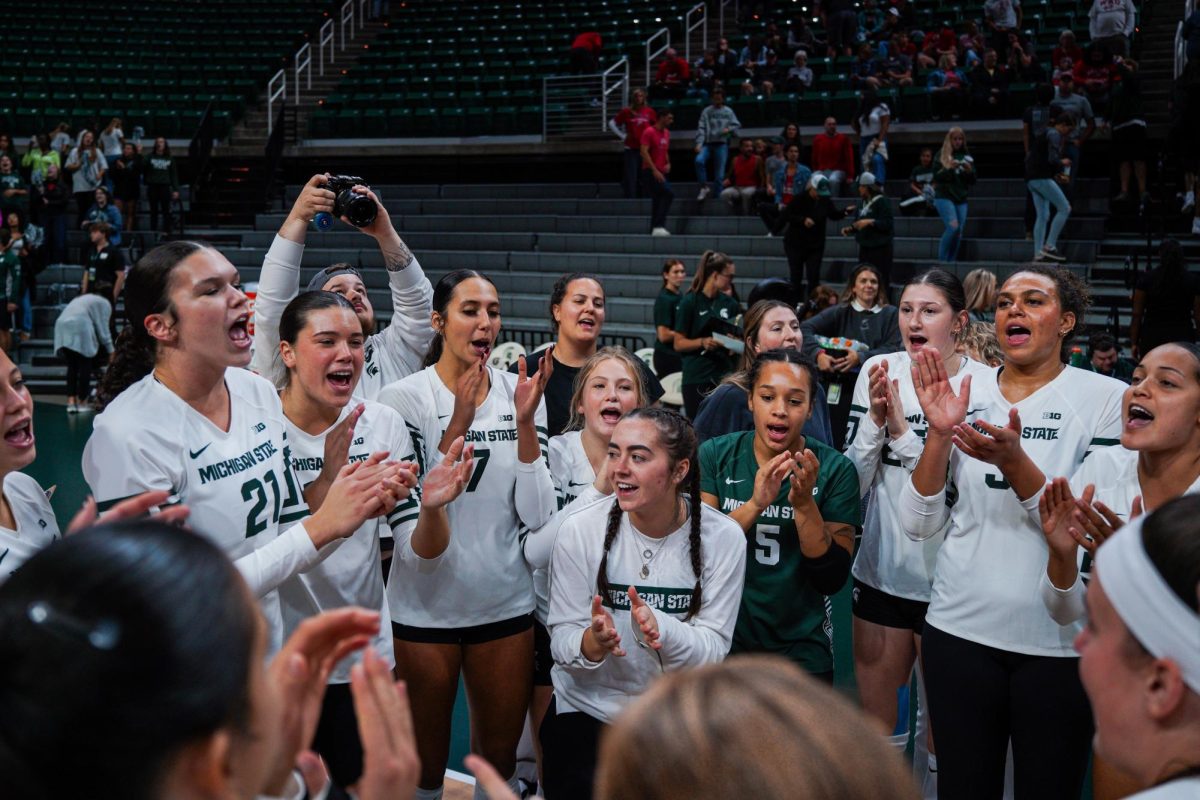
[719,138,767,214]
[652,48,691,99]
[640,111,675,236]
[1052,29,1084,69]
[569,31,603,73]
[1073,44,1117,108]
[610,89,658,198]
[809,117,856,196]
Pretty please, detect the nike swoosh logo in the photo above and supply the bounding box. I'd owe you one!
[438,413,451,420]
[567,480,589,487]
[0,548,7,568]
[965,408,987,416]
[725,477,746,484]
[189,443,212,459]
[699,310,710,316]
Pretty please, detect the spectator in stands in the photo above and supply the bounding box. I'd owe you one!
[916,23,952,70]
[0,136,13,169]
[1025,113,1073,262]
[511,274,663,436]
[1050,75,1095,193]
[1006,32,1045,82]
[853,89,891,182]
[54,280,114,413]
[64,130,106,227]
[765,141,786,177]
[759,143,813,234]
[715,37,740,83]
[804,285,840,320]
[110,142,143,231]
[4,211,36,341]
[822,0,860,57]
[0,229,18,353]
[970,49,1010,117]
[774,174,851,303]
[144,137,179,234]
[98,118,124,170]
[641,110,675,237]
[82,187,123,247]
[1111,57,1148,205]
[36,164,69,265]
[811,117,856,196]
[801,263,900,447]
[881,41,914,88]
[787,19,821,57]
[652,48,691,99]
[1085,331,1135,382]
[1022,83,1057,239]
[568,31,603,74]
[721,138,767,215]
[731,49,763,96]
[842,173,897,290]
[1052,55,1076,88]
[779,122,803,156]
[1053,29,1084,69]
[983,0,1022,57]
[610,89,657,199]
[81,222,126,317]
[851,43,885,90]
[787,51,815,92]
[928,53,970,121]
[932,128,976,263]
[48,122,72,159]
[1174,73,1200,235]
[1130,238,1200,360]
[958,319,1003,365]
[654,258,687,378]
[759,49,788,97]
[959,21,987,68]
[963,267,998,322]
[691,50,719,98]
[1088,0,1136,58]
[1074,43,1118,110]
[0,156,28,228]
[902,147,937,214]
[740,36,770,66]
[20,135,59,201]
[695,88,741,201]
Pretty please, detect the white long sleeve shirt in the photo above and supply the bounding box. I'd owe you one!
[548,497,746,722]
[249,234,434,399]
[898,365,1125,656]
[378,365,555,628]
[846,352,991,601]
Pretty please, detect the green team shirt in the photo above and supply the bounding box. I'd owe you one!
[699,431,861,673]
[673,290,740,386]
[653,288,680,358]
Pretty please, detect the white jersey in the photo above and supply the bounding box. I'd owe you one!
[1128,777,1200,799]
[899,365,1125,656]
[1041,445,1200,625]
[378,365,555,628]
[524,430,604,623]
[548,496,746,723]
[846,352,992,601]
[249,234,435,400]
[83,368,317,653]
[0,472,60,582]
[279,401,418,682]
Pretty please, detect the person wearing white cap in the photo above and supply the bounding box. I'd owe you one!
[774,173,853,303]
[841,172,896,291]
[1076,496,1200,798]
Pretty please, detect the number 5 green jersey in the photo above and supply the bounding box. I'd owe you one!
[699,431,861,674]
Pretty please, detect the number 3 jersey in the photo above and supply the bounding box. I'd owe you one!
[83,368,315,653]
[900,365,1125,656]
[280,400,419,682]
[377,365,555,629]
[699,430,861,674]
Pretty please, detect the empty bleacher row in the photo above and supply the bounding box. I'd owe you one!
[1,0,335,139]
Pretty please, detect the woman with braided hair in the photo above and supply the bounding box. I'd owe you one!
[543,407,746,800]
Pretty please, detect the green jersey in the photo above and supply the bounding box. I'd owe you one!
[673,289,740,386]
[653,288,680,358]
[699,431,861,673]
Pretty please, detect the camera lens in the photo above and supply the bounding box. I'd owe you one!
[339,189,377,228]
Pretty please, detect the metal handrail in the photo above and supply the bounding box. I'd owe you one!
[340,0,354,50]
[266,68,286,135]
[295,42,312,104]
[319,18,335,75]
[684,3,708,65]
[645,27,671,84]
[602,57,630,130]
[358,0,368,27]
[719,0,739,39]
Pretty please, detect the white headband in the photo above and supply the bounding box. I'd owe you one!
[1096,518,1200,695]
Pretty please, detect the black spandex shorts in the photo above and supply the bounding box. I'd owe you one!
[391,613,533,645]
[533,618,554,686]
[1112,124,1147,163]
[851,579,929,633]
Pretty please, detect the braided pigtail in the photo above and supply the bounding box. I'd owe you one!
[685,463,704,621]
[595,498,623,607]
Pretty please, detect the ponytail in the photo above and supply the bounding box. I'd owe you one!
[423,269,495,368]
[688,250,732,294]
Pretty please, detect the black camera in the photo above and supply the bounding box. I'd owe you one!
[324,175,377,228]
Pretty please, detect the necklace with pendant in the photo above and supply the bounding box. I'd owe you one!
[638,499,684,578]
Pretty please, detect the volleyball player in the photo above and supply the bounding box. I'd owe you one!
[844,269,989,782]
[250,175,434,399]
[673,251,740,418]
[521,346,647,781]
[543,407,746,800]
[376,270,556,800]
[899,265,1126,798]
[699,349,859,680]
[83,242,410,655]
[274,289,475,787]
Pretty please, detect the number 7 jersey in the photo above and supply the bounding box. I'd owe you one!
[83,368,311,651]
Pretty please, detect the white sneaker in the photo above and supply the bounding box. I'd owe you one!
[76,404,94,414]
[697,186,710,200]
[1183,191,1196,214]
[651,227,671,237]
[66,403,78,414]
[1038,246,1067,262]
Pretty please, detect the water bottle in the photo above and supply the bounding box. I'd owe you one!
[1069,346,1086,368]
